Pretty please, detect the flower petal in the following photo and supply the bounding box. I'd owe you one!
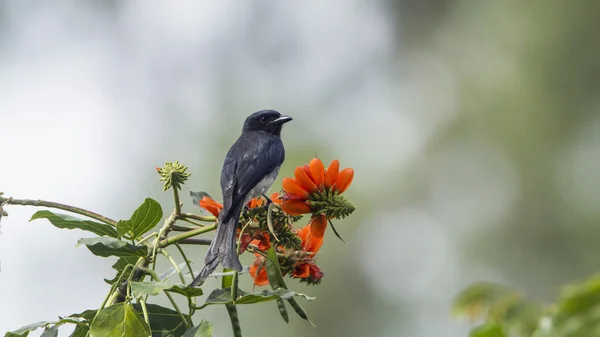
[309,214,327,239]
[282,177,310,199]
[281,200,312,215]
[324,159,339,188]
[270,192,282,205]
[297,219,324,253]
[335,168,354,193]
[309,158,325,186]
[199,196,223,217]
[292,263,311,278]
[249,257,270,286]
[294,166,318,193]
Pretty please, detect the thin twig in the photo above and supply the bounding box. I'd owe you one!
[0,195,117,226]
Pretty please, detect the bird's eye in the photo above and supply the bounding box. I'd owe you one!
[260,116,268,123]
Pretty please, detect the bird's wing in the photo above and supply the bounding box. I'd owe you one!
[220,133,284,220]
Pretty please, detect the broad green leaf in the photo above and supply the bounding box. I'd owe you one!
[39,326,59,337]
[6,321,50,336]
[89,303,150,337]
[204,287,314,306]
[182,320,213,337]
[67,309,97,337]
[69,326,88,337]
[30,210,117,237]
[77,237,147,258]
[131,281,203,298]
[104,256,138,284]
[167,285,204,298]
[469,323,506,337]
[132,303,188,337]
[117,198,163,240]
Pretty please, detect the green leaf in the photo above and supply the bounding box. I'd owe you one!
[117,198,163,240]
[89,303,150,337]
[67,309,97,337]
[132,303,188,337]
[104,256,138,284]
[182,320,213,337]
[77,237,148,258]
[204,287,314,306]
[264,246,314,324]
[30,210,118,237]
[69,326,89,337]
[469,323,506,337]
[6,321,50,336]
[39,326,59,337]
[130,281,203,298]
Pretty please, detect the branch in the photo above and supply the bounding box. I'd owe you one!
[178,238,212,245]
[159,224,217,247]
[0,195,117,226]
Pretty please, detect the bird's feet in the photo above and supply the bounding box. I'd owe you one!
[261,194,273,206]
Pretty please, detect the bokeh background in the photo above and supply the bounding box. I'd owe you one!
[1,1,600,336]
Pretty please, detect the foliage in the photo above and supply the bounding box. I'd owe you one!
[453,274,600,336]
[0,159,355,337]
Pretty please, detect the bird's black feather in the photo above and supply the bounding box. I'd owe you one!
[191,110,291,287]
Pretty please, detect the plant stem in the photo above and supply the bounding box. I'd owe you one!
[147,269,189,327]
[179,212,216,222]
[0,195,117,226]
[178,238,212,245]
[159,224,217,247]
[173,188,181,215]
[161,249,186,284]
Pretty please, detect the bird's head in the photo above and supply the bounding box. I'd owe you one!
[242,110,293,136]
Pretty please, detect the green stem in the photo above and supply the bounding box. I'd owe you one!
[179,212,216,222]
[159,224,217,247]
[0,196,117,226]
[173,188,181,215]
[139,298,150,330]
[175,243,197,316]
[226,304,242,337]
[179,218,206,227]
[97,264,133,313]
[175,243,195,279]
[178,238,212,245]
[147,269,190,327]
[161,249,186,284]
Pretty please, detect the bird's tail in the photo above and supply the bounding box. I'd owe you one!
[191,213,243,287]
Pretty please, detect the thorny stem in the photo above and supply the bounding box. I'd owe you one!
[0,195,117,226]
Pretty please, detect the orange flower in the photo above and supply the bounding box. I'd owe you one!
[199,196,223,217]
[281,158,354,216]
[199,193,279,217]
[249,255,269,286]
[297,216,325,252]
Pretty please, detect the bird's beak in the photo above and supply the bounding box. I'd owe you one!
[270,115,293,125]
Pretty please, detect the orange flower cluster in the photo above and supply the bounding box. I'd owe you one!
[197,158,354,287]
[281,158,353,217]
[281,158,353,239]
[249,215,326,286]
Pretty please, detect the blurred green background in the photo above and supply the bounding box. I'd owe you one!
[1,0,600,336]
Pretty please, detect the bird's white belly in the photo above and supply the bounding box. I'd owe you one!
[245,167,280,204]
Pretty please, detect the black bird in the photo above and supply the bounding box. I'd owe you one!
[191,110,292,286]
